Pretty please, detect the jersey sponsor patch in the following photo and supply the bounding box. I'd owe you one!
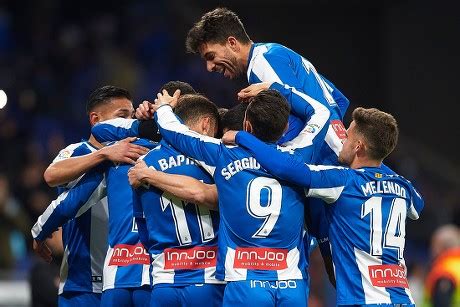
[234,247,288,270]
[164,246,218,270]
[331,120,347,140]
[109,243,150,266]
[368,264,409,288]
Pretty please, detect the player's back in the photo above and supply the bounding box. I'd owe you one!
[103,138,157,290]
[54,141,108,294]
[134,140,222,285]
[214,144,307,282]
[316,166,422,305]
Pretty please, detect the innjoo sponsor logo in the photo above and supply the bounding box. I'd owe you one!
[234,247,288,270]
[368,264,409,288]
[164,246,217,270]
[109,243,150,266]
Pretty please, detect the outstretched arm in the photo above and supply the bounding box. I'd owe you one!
[44,139,148,187]
[128,160,218,210]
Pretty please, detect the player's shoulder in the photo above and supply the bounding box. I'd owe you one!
[54,141,93,161]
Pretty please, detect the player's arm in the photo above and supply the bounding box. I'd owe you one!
[128,160,218,210]
[153,92,220,171]
[44,139,149,187]
[91,118,162,143]
[32,169,105,243]
[408,184,424,220]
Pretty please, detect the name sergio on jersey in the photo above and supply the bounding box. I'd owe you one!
[158,155,196,171]
[221,157,260,180]
[361,180,407,198]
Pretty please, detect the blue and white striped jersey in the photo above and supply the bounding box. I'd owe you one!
[235,132,424,305]
[132,140,223,286]
[155,105,308,282]
[247,42,349,148]
[98,138,157,291]
[31,141,108,294]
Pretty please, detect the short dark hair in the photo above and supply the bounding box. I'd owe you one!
[352,107,399,160]
[159,81,196,96]
[186,8,251,54]
[221,102,249,131]
[245,90,290,142]
[86,85,132,114]
[174,94,220,129]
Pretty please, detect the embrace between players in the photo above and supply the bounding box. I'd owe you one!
[31,7,424,307]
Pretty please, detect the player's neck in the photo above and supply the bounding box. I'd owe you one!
[350,157,382,169]
[88,134,103,149]
[242,41,253,68]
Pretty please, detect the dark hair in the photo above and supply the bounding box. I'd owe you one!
[186,8,251,54]
[352,107,399,160]
[159,81,196,96]
[174,94,220,130]
[245,90,290,142]
[86,85,132,114]
[221,102,249,131]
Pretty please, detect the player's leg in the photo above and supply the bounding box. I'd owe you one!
[275,279,308,306]
[58,291,101,307]
[132,286,151,307]
[223,280,274,307]
[181,283,226,307]
[150,285,181,307]
[101,288,132,307]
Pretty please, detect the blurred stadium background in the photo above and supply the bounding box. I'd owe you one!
[0,0,458,306]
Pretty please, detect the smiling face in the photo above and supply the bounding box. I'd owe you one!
[199,41,245,79]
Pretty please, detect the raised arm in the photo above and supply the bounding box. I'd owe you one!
[44,139,148,187]
[91,118,162,143]
[154,102,220,170]
[128,160,218,210]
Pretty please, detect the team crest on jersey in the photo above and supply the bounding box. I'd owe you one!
[305,123,320,133]
[58,149,72,160]
[375,173,383,178]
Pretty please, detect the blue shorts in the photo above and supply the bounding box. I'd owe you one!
[150,283,225,307]
[58,291,101,306]
[101,287,151,307]
[223,280,307,307]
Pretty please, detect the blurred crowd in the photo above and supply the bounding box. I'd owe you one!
[0,1,459,306]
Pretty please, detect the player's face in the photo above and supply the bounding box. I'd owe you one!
[97,98,135,122]
[199,42,244,79]
[338,121,357,166]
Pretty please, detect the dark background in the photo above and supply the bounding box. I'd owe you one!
[0,0,458,305]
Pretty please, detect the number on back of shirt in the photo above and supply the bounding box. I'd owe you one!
[160,194,215,246]
[361,196,407,259]
[246,177,282,238]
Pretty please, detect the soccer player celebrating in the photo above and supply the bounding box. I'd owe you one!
[131,94,225,307]
[224,107,424,306]
[186,8,350,283]
[150,89,309,306]
[32,86,149,306]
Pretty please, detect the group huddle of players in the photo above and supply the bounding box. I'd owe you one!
[31,7,424,307]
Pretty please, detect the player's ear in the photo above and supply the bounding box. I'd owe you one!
[283,122,289,134]
[201,116,211,136]
[89,112,100,126]
[227,36,239,52]
[243,119,253,134]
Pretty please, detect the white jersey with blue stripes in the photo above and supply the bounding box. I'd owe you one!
[133,140,224,286]
[234,132,424,305]
[32,141,108,294]
[154,105,308,282]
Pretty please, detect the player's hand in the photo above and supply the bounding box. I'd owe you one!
[135,101,154,120]
[33,239,53,263]
[102,137,149,165]
[152,89,181,112]
[128,160,149,188]
[222,130,238,145]
[237,82,272,101]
